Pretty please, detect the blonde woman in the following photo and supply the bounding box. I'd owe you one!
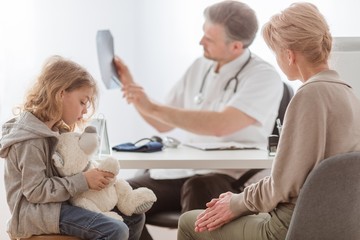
[177,3,360,240]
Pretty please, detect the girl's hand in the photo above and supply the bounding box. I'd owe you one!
[84,168,114,191]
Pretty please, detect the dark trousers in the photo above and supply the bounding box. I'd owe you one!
[127,172,240,240]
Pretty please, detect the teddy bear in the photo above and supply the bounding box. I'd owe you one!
[53,126,157,221]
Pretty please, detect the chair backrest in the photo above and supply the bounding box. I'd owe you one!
[231,81,294,190]
[286,152,360,240]
[272,81,294,135]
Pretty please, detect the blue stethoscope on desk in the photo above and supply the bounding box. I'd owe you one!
[194,53,252,105]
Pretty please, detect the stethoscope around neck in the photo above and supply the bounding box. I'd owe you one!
[194,53,252,105]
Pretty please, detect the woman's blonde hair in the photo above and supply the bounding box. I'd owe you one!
[262,2,332,65]
[22,55,98,132]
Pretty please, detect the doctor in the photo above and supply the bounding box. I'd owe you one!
[114,1,283,240]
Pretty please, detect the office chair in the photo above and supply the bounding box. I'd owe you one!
[231,81,294,191]
[285,152,360,240]
[146,82,294,229]
[272,81,294,136]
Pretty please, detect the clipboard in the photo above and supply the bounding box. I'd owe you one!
[183,142,258,151]
[96,29,122,89]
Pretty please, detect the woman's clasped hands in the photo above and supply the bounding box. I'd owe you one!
[195,191,236,232]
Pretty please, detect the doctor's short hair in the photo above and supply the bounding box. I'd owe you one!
[204,1,258,48]
[262,2,332,65]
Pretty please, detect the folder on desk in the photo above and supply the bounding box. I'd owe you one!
[183,142,258,151]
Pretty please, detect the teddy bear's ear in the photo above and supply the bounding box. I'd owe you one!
[85,126,97,133]
[79,126,99,155]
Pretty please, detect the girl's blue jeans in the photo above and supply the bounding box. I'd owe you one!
[59,202,145,240]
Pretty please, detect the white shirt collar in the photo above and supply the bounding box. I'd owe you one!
[212,48,251,75]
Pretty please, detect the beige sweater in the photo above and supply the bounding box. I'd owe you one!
[231,70,360,213]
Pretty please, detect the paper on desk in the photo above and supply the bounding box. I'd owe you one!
[183,142,258,151]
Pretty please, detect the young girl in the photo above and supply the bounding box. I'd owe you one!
[0,56,145,240]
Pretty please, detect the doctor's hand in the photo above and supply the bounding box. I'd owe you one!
[122,83,156,116]
[114,56,135,86]
[194,192,236,232]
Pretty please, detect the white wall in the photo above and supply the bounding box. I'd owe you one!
[330,37,360,98]
[1,0,360,239]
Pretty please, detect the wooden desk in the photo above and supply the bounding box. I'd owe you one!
[111,145,273,169]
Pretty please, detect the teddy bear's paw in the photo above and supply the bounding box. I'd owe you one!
[116,187,157,216]
[133,201,154,214]
[103,211,124,221]
[97,157,120,175]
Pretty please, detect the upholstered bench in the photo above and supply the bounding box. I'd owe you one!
[16,235,81,240]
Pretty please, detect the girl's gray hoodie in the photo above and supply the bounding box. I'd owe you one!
[0,112,88,239]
